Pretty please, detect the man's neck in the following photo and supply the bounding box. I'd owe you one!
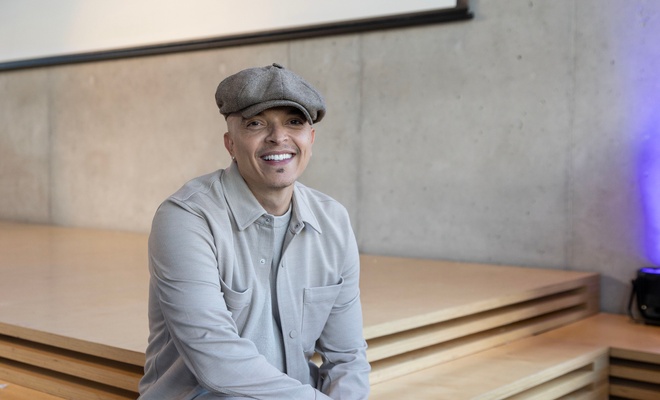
[253,188,294,216]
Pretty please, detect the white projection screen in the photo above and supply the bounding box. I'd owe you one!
[0,0,470,70]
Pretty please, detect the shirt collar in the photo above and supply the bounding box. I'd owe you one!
[221,162,321,234]
[291,183,321,234]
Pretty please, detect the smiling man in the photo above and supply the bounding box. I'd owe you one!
[224,106,314,216]
[139,64,370,399]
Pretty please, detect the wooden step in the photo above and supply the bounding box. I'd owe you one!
[540,314,660,399]
[360,254,599,382]
[609,378,660,400]
[610,358,660,385]
[370,334,610,399]
[0,359,136,400]
[367,286,591,362]
[372,314,660,399]
[369,305,595,384]
[0,379,66,400]
[0,333,142,391]
[359,254,599,340]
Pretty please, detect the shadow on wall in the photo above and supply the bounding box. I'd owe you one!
[602,274,632,313]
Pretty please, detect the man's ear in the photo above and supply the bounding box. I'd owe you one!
[224,132,234,158]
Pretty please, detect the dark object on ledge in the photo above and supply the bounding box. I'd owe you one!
[629,267,660,326]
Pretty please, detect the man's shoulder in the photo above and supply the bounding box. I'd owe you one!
[295,181,339,202]
[166,169,225,206]
[294,182,348,217]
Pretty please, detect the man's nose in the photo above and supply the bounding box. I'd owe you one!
[267,124,288,143]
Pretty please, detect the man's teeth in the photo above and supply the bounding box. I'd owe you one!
[263,154,292,161]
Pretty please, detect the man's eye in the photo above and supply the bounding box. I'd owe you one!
[289,119,304,125]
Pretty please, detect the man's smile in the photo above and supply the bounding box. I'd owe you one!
[261,153,294,162]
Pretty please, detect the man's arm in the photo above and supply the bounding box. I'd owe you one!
[315,227,371,399]
[149,200,331,399]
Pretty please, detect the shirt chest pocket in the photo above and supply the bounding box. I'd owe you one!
[301,277,344,352]
[219,279,253,335]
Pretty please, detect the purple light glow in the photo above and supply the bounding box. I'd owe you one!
[640,267,660,275]
[641,132,660,265]
[622,3,660,268]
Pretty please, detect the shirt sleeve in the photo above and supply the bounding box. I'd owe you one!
[315,224,371,399]
[148,199,332,399]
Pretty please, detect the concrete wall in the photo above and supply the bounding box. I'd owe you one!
[1,0,658,314]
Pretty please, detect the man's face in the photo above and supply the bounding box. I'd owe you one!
[224,106,315,200]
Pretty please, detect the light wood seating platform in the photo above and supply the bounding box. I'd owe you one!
[542,313,660,399]
[371,313,660,399]
[0,222,604,399]
[358,255,599,384]
[0,222,147,399]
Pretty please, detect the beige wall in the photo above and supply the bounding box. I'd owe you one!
[2,0,658,314]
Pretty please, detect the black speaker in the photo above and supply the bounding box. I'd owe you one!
[629,267,660,326]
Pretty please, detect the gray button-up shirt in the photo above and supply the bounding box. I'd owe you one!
[139,163,370,399]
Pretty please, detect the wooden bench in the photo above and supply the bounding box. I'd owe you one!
[0,222,601,399]
[371,313,660,399]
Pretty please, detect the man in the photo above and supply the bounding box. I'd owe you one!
[139,63,370,399]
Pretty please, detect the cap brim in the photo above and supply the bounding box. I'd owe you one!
[240,100,315,124]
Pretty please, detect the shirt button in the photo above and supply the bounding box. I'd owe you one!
[259,259,266,265]
[289,330,298,338]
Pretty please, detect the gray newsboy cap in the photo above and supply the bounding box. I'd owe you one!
[215,63,326,124]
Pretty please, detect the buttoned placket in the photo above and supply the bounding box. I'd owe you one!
[276,216,306,374]
[255,215,274,272]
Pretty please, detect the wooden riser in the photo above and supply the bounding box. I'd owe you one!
[371,315,660,400]
[610,348,660,367]
[370,330,610,399]
[610,358,660,385]
[0,359,136,400]
[608,357,660,400]
[359,255,600,340]
[370,305,594,384]
[368,287,592,362]
[609,378,660,400]
[556,382,609,400]
[506,361,608,400]
[538,315,660,400]
[0,322,145,368]
[0,334,142,391]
